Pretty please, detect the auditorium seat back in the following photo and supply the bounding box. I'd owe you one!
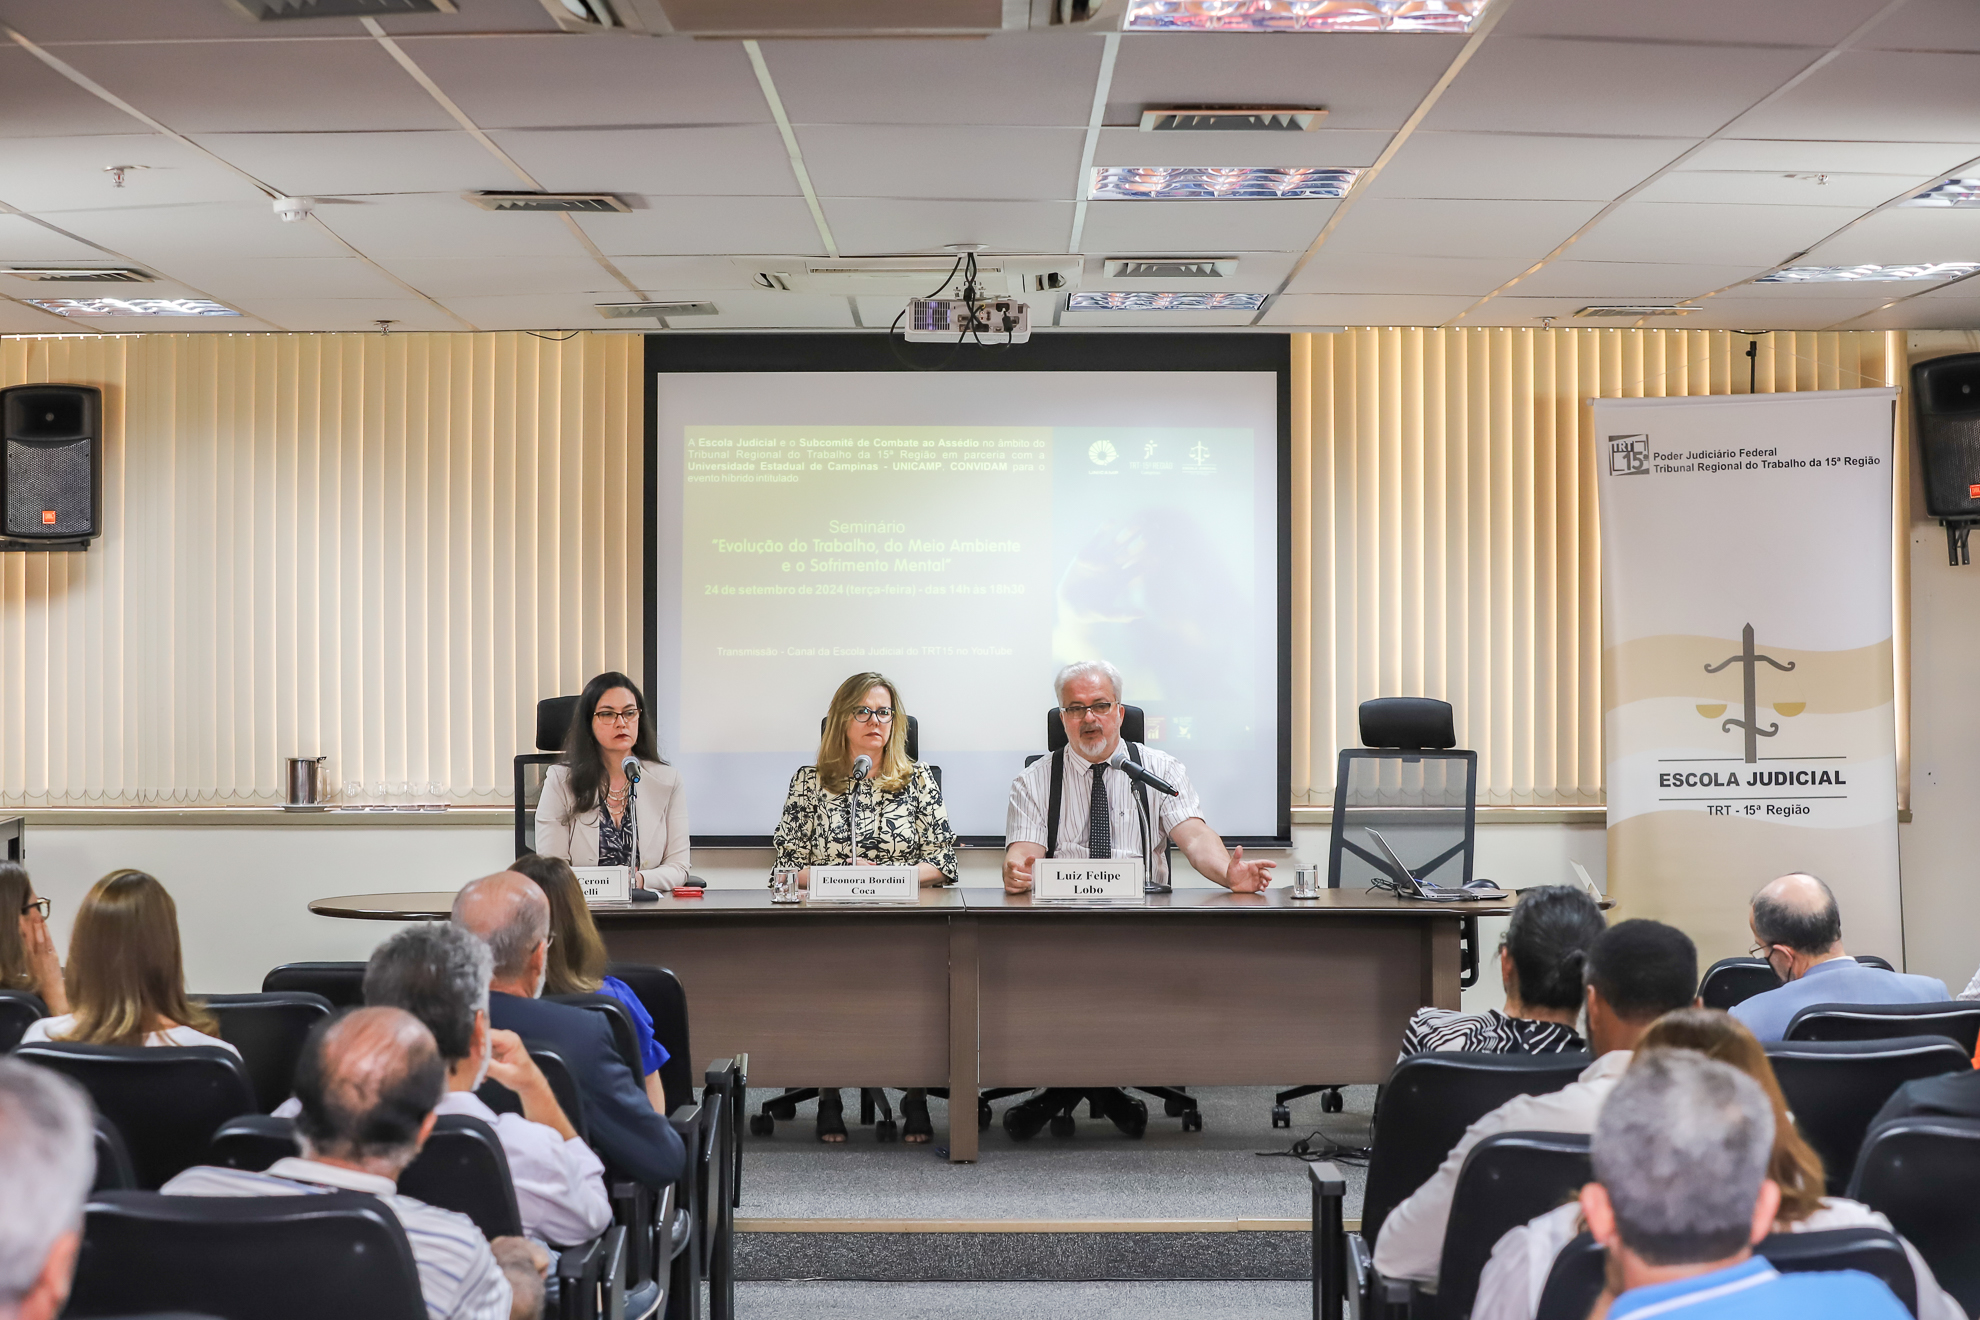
[1847,1116,1980,1314]
[1765,1036,1971,1193]
[16,1043,255,1190]
[547,991,644,1078]
[479,1046,588,1143]
[1698,956,1782,1009]
[260,961,366,1009]
[92,1115,136,1192]
[1786,1001,1980,1054]
[1360,1051,1591,1248]
[207,1113,301,1172]
[200,991,333,1112]
[0,988,47,1052]
[1434,1131,1592,1320]
[398,1114,525,1242]
[1535,1226,1916,1320]
[63,1190,425,1320]
[607,963,695,1116]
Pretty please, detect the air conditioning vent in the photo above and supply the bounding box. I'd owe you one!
[1139,107,1326,132]
[627,0,1119,36]
[6,267,153,283]
[1574,304,1697,318]
[741,255,1081,297]
[597,302,718,319]
[466,192,631,213]
[224,0,455,19]
[1103,258,1237,280]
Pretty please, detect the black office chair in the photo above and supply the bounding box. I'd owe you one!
[1699,956,1783,1009]
[1848,1115,1980,1314]
[1535,1226,1918,1320]
[399,1114,525,1240]
[1787,1001,1980,1054]
[199,991,333,1112]
[548,992,645,1080]
[0,988,46,1052]
[606,964,697,1118]
[207,1113,301,1172]
[1431,1131,1592,1320]
[63,1190,427,1320]
[16,1043,256,1190]
[1765,1036,1971,1194]
[93,1114,137,1192]
[260,962,366,1009]
[699,1059,743,1320]
[516,694,579,857]
[479,1046,589,1143]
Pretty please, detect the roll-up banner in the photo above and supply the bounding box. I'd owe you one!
[1594,389,1901,964]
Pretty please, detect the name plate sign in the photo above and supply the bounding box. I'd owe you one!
[808,865,919,904]
[573,866,631,905]
[1032,859,1143,905]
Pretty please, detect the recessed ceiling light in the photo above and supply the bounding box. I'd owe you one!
[1573,305,1696,318]
[29,297,239,317]
[6,267,152,283]
[1089,167,1358,200]
[1125,0,1487,32]
[1902,179,1980,208]
[465,192,631,213]
[1139,107,1326,132]
[1756,263,1980,283]
[1068,292,1265,310]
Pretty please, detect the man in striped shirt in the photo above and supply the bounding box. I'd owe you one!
[164,1007,545,1320]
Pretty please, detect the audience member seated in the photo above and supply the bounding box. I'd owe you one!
[1576,1049,1910,1320]
[1868,1041,1980,1132]
[1473,1009,1962,1320]
[1372,918,1698,1289]
[452,872,685,1189]
[510,852,670,1112]
[20,870,236,1055]
[272,923,611,1247]
[1734,873,1946,1042]
[165,1006,545,1320]
[0,862,68,1016]
[1958,961,1979,1002]
[1399,884,1604,1059]
[0,1058,95,1320]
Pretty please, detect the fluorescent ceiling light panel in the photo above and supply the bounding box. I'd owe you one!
[1124,0,1487,32]
[1068,291,1266,310]
[1089,167,1358,200]
[29,298,239,317]
[1756,263,1980,283]
[1902,179,1980,208]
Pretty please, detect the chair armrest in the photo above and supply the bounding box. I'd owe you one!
[1309,1162,1347,1320]
[609,1180,656,1289]
[1374,1273,1419,1320]
[1346,1235,1371,1320]
[554,1230,609,1320]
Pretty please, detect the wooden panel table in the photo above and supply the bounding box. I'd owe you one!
[308,887,1513,1163]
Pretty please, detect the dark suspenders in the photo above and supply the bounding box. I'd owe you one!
[1045,742,1150,857]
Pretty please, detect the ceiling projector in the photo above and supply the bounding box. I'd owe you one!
[904,296,1031,344]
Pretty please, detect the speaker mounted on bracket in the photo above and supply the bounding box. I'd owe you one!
[0,383,103,552]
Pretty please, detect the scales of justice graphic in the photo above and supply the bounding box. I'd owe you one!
[1698,623,1801,764]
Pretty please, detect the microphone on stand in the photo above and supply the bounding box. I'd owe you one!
[848,755,872,863]
[851,755,872,781]
[1108,748,1180,797]
[621,755,644,893]
[621,756,642,785]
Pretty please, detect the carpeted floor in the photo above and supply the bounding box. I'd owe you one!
[734,1279,1311,1319]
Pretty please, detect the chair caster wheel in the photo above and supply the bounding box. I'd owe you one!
[767,1101,798,1121]
[1181,1111,1203,1132]
[978,1102,993,1131]
[1322,1090,1345,1114]
[1271,1105,1292,1129]
[1049,1113,1077,1138]
[749,1113,775,1137]
[1164,1098,1187,1117]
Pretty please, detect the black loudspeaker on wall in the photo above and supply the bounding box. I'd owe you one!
[0,383,102,549]
[1912,352,1980,566]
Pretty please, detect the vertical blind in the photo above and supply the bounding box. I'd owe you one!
[1290,327,1897,808]
[0,332,642,808]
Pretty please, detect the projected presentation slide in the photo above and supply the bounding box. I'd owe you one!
[651,370,1280,841]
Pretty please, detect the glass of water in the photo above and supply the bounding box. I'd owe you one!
[1291,864,1321,900]
[770,867,802,904]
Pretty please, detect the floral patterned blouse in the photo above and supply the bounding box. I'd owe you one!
[772,762,958,883]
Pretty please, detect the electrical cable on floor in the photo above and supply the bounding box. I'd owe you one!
[1255,1129,1370,1166]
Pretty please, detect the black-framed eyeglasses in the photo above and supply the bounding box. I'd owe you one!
[1749,941,1779,961]
[1063,701,1117,719]
[21,896,49,920]
[593,707,642,726]
[852,706,895,724]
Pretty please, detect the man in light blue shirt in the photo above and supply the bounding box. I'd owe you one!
[1586,1049,1910,1320]
[1730,872,1946,1042]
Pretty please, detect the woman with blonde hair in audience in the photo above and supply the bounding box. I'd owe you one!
[19,870,235,1055]
[0,861,68,1016]
[1471,1007,1960,1320]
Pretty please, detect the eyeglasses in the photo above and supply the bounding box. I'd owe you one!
[1063,701,1117,719]
[852,706,894,724]
[1749,941,1780,960]
[593,707,642,726]
[21,897,49,920]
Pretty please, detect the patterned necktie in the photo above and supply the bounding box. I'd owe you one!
[1087,764,1112,858]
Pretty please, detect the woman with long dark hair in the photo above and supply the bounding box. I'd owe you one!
[0,861,68,1015]
[535,670,690,892]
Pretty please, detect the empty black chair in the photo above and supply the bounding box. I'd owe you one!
[1432,1131,1592,1320]
[606,963,695,1117]
[200,992,333,1112]
[1848,1116,1980,1314]
[64,1189,426,1320]
[260,962,365,1009]
[1535,1226,1917,1320]
[479,1046,589,1143]
[399,1114,525,1241]
[207,1113,301,1172]
[93,1114,137,1192]
[0,988,47,1052]
[1699,956,1782,1010]
[548,991,644,1080]
[1766,1037,1970,1194]
[1787,1001,1980,1054]
[16,1043,256,1190]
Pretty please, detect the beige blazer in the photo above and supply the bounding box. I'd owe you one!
[534,760,690,891]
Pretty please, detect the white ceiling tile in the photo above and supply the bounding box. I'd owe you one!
[1059,310,1259,328]
[0,135,266,212]
[1107,32,1462,132]
[1731,51,1980,142]
[1631,171,1929,208]
[224,295,464,332]
[1860,0,1980,52]
[1661,294,1902,330]
[1563,202,1863,266]
[368,256,620,298]
[151,256,412,300]
[1850,297,1980,331]
[1797,207,1980,265]
[400,34,769,128]
[655,291,855,329]
[797,126,1085,202]
[1262,293,1478,325]
[1321,198,1606,259]
[577,197,828,258]
[611,255,783,290]
[1369,132,1693,202]
[294,192,587,260]
[1079,199,1337,253]
[1502,260,1771,299]
[1497,0,1890,44]
[1427,37,1823,138]
[490,126,799,197]
[1449,296,1604,326]
[762,34,1101,127]
[434,292,624,330]
[1090,127,1391,170]
[57,40,455,134]
[0,0,360,41]
[0,48,155,138]
[1683,139,1980,176]
[1287,252,1537,296]
[0,299,83,332]
[30,201,354,262]
[0,214,126,262]
[820,198,1074,255]
[373,0,562,34]
[190,130,514,197]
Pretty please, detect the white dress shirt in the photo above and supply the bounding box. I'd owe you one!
[163,1156,512,1320]
[1372,1050,1633,1288]
[1006,743,1203,887]
[21,1014,240,1056]
[274,1088,611,1247]
[1472,1195,1966,1320]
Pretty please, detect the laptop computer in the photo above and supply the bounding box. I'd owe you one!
[1365,827,1495,902]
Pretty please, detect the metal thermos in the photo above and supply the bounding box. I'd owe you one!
[285,756,329,808]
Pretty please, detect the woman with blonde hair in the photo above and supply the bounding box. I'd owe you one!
[0,861,68,1016]
[1471,1007,1960,1320]
[21,870,235,1055]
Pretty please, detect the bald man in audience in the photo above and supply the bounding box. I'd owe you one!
[453,872,684,1189]
[165,1007,545,1320]
[0,1060,94,1320]
[1733,872,1946,1042]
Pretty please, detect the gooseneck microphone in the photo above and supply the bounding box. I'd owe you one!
[851,755,872,780]
[848,755,872,862]
[621,755,642,785]
[1108,747,1180,797]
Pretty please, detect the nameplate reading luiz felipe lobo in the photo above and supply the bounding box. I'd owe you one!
[808,865,920,903]
[1031,859,1143,904]
[1593,388,1902,964]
